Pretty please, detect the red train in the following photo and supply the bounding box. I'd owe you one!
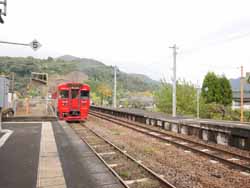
[52,82,90,122]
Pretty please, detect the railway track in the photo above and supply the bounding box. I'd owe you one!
[71,123,176,188]
[89,110,250,173]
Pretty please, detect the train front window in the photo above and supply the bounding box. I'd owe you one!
[80,90,89,99]
[71,89,79,99]
[60,90,69,99]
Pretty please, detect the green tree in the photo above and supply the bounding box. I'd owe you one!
[96,83,112,105]
[201,72,232,106]
[219,76,232,106]
[154,80,196,116]
[154,81,172,114]
[201,72,221,103]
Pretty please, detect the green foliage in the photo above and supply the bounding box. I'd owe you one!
[154,82,172,114]
[201,72,232,106]
[219,76,232,106]
[0,56,77,94]
[201,72,221,103]
[0,56,159,97]
[154,80,197,116]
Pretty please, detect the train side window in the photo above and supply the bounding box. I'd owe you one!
[60,90,69,99]
[71,89,79,99]
[80,90,89,99]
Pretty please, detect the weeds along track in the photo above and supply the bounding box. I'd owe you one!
[89,111,250,173]
[70,123,176,188]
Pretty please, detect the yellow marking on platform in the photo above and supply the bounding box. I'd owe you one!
[36,122,66,188]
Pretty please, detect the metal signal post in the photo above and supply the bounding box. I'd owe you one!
[170,44,178,117]
[0,39,42,51]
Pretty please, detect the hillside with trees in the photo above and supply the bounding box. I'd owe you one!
[0,56,159,105]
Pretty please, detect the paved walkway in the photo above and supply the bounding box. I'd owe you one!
[0,121,123,188]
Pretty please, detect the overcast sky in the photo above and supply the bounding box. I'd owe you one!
[1,0,250,85]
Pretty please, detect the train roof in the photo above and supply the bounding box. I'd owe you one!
[57,82,90,89]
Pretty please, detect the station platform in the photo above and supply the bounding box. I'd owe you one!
[0,120,123,188]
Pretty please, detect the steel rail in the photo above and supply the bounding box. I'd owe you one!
[74,123,176,188]
[91,111,250,161]
[90,111,250,172]
[72,124,129,188]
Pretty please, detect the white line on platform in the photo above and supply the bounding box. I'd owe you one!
[36,122,66,188]
[0,129,13,148]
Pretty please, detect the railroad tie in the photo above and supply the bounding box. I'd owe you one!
[240,172,250,176]
[201,149,210,152]
[98,151,116,156]
[124,178,149,185]
[227,158,240,161]
[93,144,108,148]
[209,160,219,164]
[108,164,120,168]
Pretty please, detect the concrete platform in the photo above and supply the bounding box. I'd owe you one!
[0,121,124,188]
[91,106,250,150]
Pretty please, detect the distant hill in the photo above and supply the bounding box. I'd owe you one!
[57,55,80,61]
[0,56,159,95]
[57,55,159,92]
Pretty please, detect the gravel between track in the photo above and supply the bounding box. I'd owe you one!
[85,116,250,188]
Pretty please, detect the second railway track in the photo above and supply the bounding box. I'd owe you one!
[89,110,250,173]
[71,123,176,188]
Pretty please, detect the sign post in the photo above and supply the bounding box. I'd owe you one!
[29,39,42,51]
[0,39,42,51]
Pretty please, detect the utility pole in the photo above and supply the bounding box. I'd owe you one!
[11,72,15,102]
[170,44,178,117]
[113,66,117,108]
[240,65,244,122]
[196,81,200,119]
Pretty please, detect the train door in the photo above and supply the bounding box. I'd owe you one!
[58,89,69,119]
[70,89,80,111]
[80,89,90,118]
